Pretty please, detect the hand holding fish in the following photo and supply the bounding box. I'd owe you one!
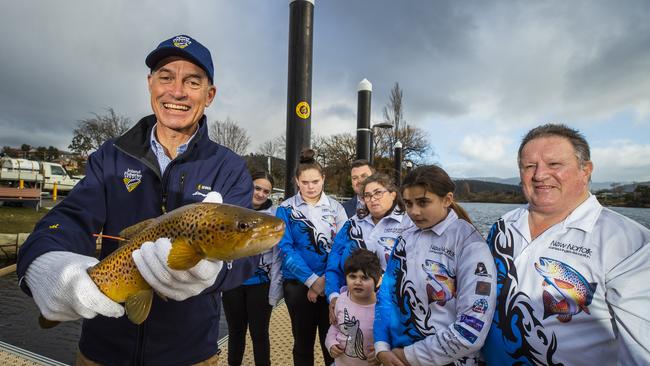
[35,202,285,328]
[25,251,125,325]
[132,238,223,301]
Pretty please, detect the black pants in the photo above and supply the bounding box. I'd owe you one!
[283,280,334,366]
[222,282,273,366]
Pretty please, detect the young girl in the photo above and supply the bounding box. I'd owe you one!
[326,249,382,365]
[276,149,348,366]
[326,173,412,318]
[374,165,496,366]
[222,171,282,366]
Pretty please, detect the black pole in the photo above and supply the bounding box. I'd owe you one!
[285,0,314,199]
[394,141,402,186]
[369,130,374,165]
[356,79,372,161]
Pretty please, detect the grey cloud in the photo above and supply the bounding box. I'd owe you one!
[1,0,649,172]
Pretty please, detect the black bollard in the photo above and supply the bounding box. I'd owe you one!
[285,0,314,199]
[356,79,372,161]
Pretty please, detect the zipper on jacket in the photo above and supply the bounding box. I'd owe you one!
[160,163,174,214]
[133,323,145,366]
[161,193,168,214]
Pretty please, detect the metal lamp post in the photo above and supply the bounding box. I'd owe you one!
[369,122,393,164]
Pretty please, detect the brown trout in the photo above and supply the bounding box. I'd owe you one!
[40,202,285,327]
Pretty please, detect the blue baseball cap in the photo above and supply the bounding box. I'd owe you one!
[145,34,214,83]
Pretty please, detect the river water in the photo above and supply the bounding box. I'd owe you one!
[0,202,648,365]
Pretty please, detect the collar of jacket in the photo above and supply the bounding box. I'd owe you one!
[256,198,274,211]
[114,114,209,176]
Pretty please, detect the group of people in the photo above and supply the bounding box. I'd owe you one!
[15,34,649,366]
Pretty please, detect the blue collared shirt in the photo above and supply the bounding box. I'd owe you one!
[149,124,198,173]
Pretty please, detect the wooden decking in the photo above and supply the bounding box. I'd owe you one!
[0,341,67,366]
[219,300,326,366]
[1,301,325,366]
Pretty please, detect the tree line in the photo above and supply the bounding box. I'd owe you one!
[62,83,433,196]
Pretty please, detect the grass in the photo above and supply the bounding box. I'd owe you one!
[0,205,48,233]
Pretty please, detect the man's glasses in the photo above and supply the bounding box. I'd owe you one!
[254,185,271,195]
[362,189,388,201]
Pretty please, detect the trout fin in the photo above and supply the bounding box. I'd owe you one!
[125,289,153,325]
[38,315,60,329]
[168,237,203,270]
[118,218,157,241]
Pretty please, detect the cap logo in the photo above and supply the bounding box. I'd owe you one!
[172,36,191,49]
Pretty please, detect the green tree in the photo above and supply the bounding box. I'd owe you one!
[47,146,61,161]
[36,146,48,161]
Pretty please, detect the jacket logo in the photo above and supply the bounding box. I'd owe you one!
[474,262,492,278]
[123,169,142,192]
[548,240,592,258]
[192,184,213,198]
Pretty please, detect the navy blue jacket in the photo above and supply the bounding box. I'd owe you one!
[342,197,358,218]
[17,115,256,366]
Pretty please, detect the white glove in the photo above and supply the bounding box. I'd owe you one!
[203,191,223,203]
[24,251,125,322]
[132,238,223,301]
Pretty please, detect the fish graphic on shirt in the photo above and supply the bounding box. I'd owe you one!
[534,257,597,323]
[421,259,456,306]
[378,237,397,263]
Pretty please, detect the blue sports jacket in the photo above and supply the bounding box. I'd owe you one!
[275,193,347,286]
[17,115,257,366]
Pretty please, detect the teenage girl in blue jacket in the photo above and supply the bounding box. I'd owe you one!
[276,149,348,366]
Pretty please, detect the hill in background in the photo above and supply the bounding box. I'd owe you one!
[454,179,525,204]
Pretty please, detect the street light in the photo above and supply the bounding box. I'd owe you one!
[369,122,393,164]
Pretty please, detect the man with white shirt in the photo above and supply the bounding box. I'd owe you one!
[482,123,650,365]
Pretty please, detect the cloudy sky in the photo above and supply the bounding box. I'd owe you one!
[1,0,649,182]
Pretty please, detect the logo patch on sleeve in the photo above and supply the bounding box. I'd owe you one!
[475,281,491,295]
[471,298,488,314]
[453,324,478,343]
[474,262,491,277]
[460,314,484,332]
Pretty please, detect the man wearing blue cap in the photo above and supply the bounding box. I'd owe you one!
[17,35,256,365]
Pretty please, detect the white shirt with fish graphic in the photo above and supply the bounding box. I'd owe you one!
[482,194,650,366]
[374,209,497,366]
